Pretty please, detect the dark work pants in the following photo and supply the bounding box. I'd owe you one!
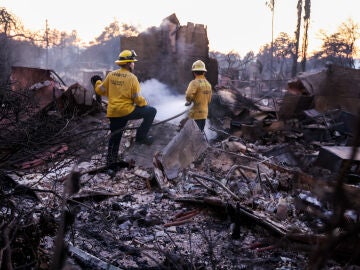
[107,105,157,168]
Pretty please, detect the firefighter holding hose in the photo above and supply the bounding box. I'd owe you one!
[185,60,212,132]
[91,49,157,177]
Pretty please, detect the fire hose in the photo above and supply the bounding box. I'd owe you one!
[100,106,191,138]
[151,107,190,127]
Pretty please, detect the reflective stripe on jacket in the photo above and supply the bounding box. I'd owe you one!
[185,75,212,120]
[95,67,147,117]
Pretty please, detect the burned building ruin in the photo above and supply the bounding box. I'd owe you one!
[120,13,218,94]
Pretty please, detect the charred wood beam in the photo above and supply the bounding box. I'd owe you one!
[68,243,122,270]
[175,196,286,235]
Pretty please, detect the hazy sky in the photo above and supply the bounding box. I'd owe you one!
[2,0,360,56]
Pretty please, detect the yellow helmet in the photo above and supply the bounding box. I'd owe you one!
[115,49,138,65]
[191,60,207,72]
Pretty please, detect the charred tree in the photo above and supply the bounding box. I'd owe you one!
[291,0,302,77]
[300,0,311,72]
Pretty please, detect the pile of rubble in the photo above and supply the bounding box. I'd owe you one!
[1,64,360,269]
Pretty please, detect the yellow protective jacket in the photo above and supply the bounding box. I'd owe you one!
[185,75,212,120]
[94,68,147,117]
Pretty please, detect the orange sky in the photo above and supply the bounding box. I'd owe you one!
[2,0,360,56]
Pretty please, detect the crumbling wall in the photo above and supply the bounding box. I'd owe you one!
[120,13,218,94]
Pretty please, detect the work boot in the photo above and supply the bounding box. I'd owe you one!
[136,136,154,145]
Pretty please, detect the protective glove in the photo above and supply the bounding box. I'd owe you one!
[90,75,102,87]
[185,101,192,106]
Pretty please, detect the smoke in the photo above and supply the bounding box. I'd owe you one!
[140,78,217,141]
[140,79,187,124]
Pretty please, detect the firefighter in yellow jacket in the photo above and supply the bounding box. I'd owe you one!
[91,49,157,176]
[185,60,212,131]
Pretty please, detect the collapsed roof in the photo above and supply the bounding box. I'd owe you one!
[287,64,360,115]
